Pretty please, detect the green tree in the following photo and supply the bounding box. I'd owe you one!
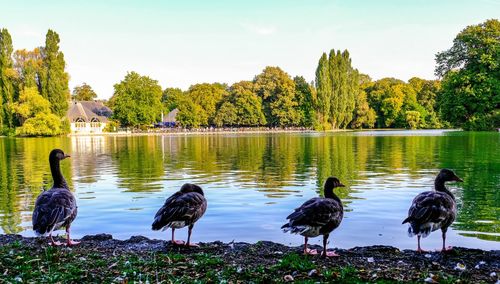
[351,74,376,129]
[228,81,266,126]
[315,53,331,128]
[186,83,228,125]
[294,76,316,127]
[40,30,70,117]
[254,66,300,127]
[176,98,207,128]
[435,19,500,130]
[13,48,43,91]
[72,83,97,101]
[110,71,163,128]
[162,87,183,112]
[0,28,17,131]
[12,87,62,136]
[213,101,238,127]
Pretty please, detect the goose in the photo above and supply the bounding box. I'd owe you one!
[32,149,79,246]
[402,169,463,252]
[152,183,207,247]
[282,177,345,257]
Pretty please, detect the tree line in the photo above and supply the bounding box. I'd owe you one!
[1,19,498,136]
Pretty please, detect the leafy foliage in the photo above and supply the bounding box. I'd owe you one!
[72,83,97,101]
[254,66,300,127]
[0,28,16,132]
[110,71,163,127]
[40,30,70,117]
[435,19,500,131]
[12,87,62,136]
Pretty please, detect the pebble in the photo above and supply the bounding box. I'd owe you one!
[424,254,432,258]
[454,263,466,271]
[367,257,375,263]
[284,274,294,282]
[14,276,22,282]
[490,271,496,277]
[308,269,318,277]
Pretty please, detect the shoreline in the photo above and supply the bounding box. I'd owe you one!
[1,234,498,283]
[66,128,462,137]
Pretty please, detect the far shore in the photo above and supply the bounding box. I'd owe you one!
[67,128,463,137]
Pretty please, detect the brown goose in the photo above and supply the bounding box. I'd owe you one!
[152,183,207,246]
[32,149,79,246]
[282,177,345,257]
[402,169,463,252]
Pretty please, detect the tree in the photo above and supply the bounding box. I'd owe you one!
[315,49,359,129]
[435,19,500,130]
[315,53,331,128]
[294,76,316,127]
[13,48,43,90]
[72,83,97,101]
[228,81,266,126]
[0,28,17,131]
[162,87,183,112]
[40,30,70,117]
[254,66,300,127]
[176,98,207,128]
[186,83,228,125]
[12,87,62,136]
[351,74,376,129]
[110,72,163,127]
[213,101,238,127]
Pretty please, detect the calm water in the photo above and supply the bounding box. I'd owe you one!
[0,130,498,250]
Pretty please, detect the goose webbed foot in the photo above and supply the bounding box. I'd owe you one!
[321,250,340,258]
[48,236,63,246]
[172,240,185,246]
[441,246,453,253]
[186,242,200,247]
[304,248,318,255]
[67,240,80,246]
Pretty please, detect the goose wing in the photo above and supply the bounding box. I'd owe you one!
[403,191,455,226]
[152,191,207,230]
[285,197,343,228]
[32,189,77,235]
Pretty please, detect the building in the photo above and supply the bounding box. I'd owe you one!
[67,101,112,134]
[156,108,178,127]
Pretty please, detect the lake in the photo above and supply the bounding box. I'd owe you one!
[0,130,498,250]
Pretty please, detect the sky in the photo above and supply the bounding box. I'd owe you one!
[1,0,498,99]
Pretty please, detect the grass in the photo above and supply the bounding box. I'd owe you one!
[0,241,487,283]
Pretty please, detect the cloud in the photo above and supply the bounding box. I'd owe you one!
[240,22,277,35]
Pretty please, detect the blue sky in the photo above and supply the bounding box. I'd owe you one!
[1,0,498,99]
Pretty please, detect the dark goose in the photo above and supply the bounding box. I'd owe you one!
[402,169,463,252]
[282,177,345,258]
[152,183,207,247]
[32,149,79,246]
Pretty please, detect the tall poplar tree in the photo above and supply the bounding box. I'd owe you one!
[41,30,70,117]
[315,53,331,128]
[0,28,16,130]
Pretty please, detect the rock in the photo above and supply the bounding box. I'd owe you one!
[367,257,375,263]
[454,263,466,271]
[308,269,318,277]
[284,274,294,282]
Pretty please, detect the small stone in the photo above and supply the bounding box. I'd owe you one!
[424,277,437,283]
[424,254,432,258]
[284,275,294,282]
[454,263,466,271]
[236,267,243,273]
[274,251,283,255]
[397,260,405,265]
[308,269,318,277]
[490,271,496,277]
[113,276,124,282]
[367,257,375,263]
[14,276,22,282]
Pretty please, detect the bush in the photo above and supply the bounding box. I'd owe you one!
[15,113,63,136]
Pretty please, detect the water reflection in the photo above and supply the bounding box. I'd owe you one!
[0,131,498,249]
